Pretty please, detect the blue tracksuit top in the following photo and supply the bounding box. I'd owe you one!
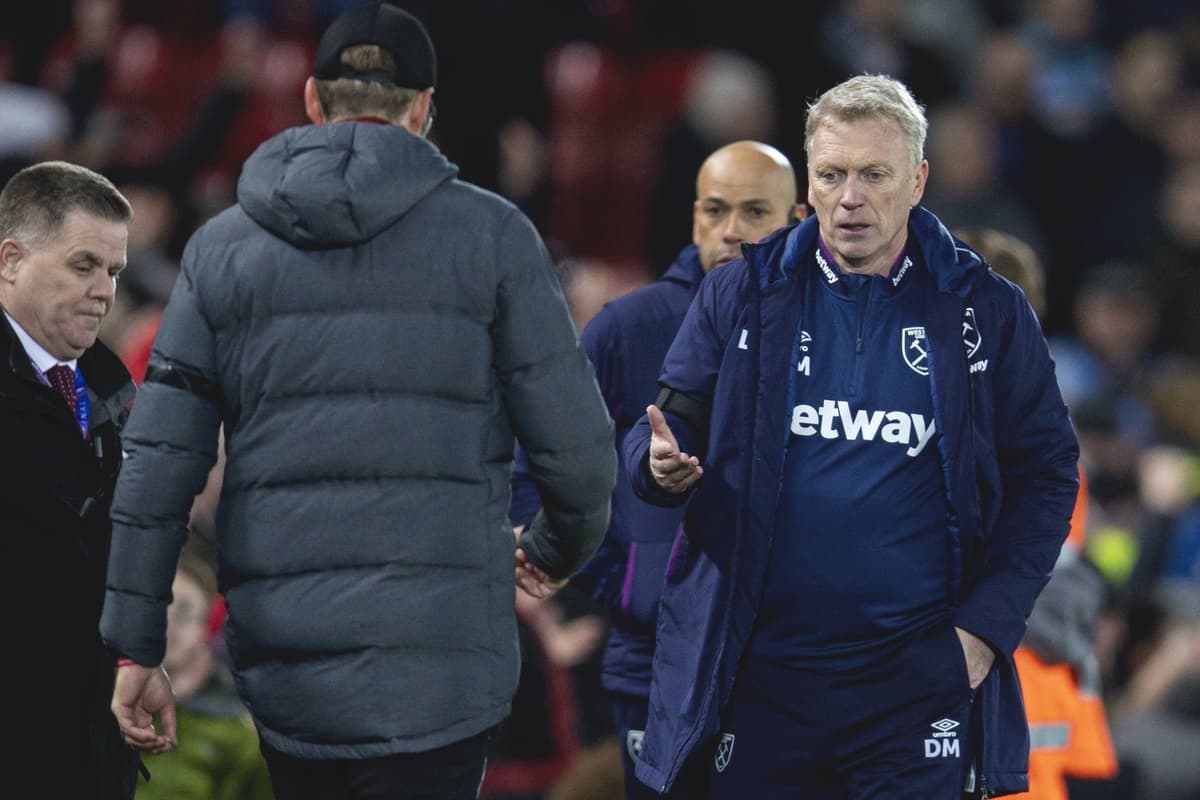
[623,208,1079,797]
[510,246,704,696]
[750,240,951,669]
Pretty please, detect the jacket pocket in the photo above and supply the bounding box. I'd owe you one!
[940,621,975,701]
[904,620,975,704]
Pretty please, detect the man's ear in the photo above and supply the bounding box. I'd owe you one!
[304,77,326,125]
[409,88,434,136]
[0,238,24,283]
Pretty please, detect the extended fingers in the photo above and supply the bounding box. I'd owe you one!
[118,715,170,752]
[650,451,702,492]
[651,451,697,473]
[660,463,703,493]
[515,561,565,599]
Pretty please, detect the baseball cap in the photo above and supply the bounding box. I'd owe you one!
[312,1,436,89]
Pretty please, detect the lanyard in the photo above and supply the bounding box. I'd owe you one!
[74,366,91,440]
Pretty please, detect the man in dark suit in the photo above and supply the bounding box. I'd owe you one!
[0,161,143,798]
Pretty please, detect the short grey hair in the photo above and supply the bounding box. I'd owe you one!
[805,75,928,171]
[0,161,132,250]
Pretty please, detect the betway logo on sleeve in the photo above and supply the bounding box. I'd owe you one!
[790,400,936,457]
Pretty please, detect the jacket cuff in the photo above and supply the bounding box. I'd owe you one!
[100,591,167,667]
[517,507,606,581]
[629,450,691,509]
[953,595,1025,664]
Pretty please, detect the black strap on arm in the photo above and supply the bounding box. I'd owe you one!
[144,361,224,411]
[654,386,710,439]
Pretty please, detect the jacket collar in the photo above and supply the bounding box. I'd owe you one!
[1,311,43,384]
[1,310,131,400]
[78,335,134,401]
[2,310,77,373]
[743,207,987,298]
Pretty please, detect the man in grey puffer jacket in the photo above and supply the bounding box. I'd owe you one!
[99,4,615,797]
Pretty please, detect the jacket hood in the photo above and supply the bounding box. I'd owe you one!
[238,121,458,248]
[661,244,705,289]
[743,206,987,297]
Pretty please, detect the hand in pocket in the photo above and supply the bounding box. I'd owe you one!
[954,627,995,689]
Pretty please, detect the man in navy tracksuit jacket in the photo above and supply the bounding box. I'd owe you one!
[511,141,800,799]
[625,76,1078,799]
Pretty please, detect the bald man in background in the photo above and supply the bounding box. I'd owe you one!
[511,140,802,799]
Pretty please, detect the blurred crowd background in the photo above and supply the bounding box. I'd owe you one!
[5,0,1200,798]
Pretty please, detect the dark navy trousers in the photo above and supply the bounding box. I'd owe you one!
[710,621,979,800]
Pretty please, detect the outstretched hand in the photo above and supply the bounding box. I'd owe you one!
[647,404,702,493]
[514,526,567,599]
[515,591,605,667]
[112,663,177,754]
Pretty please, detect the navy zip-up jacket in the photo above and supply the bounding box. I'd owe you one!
[624,208,1078,796]
[512,246,703,696]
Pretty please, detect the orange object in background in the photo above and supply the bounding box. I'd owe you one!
[1011,468,1118,799]
[1064,468,1088,554]
[1012,647,1118,800]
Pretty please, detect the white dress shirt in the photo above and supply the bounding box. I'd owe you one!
[3,309,78,381]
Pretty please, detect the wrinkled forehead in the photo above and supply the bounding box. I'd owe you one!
[13,203,121,246]
[49,210,129,265]
[809,106,923,166]
[807,117,914,166]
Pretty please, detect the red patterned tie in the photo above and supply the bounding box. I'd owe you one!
[45,364,78,419]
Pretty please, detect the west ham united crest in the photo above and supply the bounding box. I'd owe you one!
[626,729,645,761]
[902,326,929,376]
[962,307,981,357]
[714,733,736,772]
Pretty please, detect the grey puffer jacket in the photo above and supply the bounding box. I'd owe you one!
[100,121,615,759]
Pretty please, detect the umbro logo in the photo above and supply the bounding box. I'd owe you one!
[931,719,959,733]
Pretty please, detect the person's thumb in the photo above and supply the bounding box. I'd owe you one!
[647,405,678,450]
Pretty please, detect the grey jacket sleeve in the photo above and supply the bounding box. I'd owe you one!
[100,235,223,666]
[493,210,615,580]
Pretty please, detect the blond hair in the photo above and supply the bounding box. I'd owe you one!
[805,75,928,171]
